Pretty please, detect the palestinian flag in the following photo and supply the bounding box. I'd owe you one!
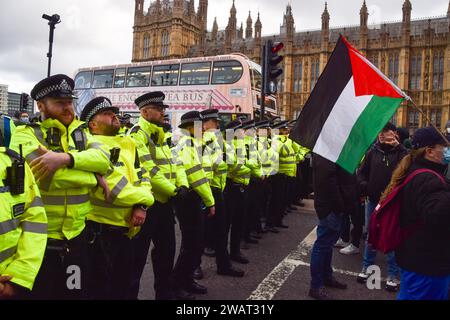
[290,35,406,173]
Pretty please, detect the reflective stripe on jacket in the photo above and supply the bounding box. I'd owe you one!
[10,118,110,240]
[0,147,47,290]
[87,135,154,238]
[129,118,186,203]
[175,134,215,207]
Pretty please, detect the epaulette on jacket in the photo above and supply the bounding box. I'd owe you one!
[130,126,141,134]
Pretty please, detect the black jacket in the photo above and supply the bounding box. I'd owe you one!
[312,154,359,220]
[396,157,450,276]
[358,143,408,203]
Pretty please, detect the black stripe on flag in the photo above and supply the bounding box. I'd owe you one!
[289,36,353,149]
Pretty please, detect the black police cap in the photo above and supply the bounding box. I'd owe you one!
[179,111,202,129]
[225,120,242,131]
[135,91,169,109]
[241,119,255,130]
[31,74,76,101]
[271,120,290,129]
[200,109,220,121]
[255,120,270,129]
[80,97,118,123]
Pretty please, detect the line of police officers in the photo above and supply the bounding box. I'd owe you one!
[0,74,309,300]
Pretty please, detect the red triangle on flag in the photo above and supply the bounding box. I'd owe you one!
[341,37,404,99]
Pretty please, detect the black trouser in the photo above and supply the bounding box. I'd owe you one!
[86,221,133,300]
[30,228,90,300]
[267,174,287,226]
[209,187,232,270]
[173,191,204,288]
[244,178,264,237]
[129,201,176,300]
[340,202,363,247]
[224,180,248,256]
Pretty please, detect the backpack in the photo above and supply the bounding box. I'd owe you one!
[368,169,446,254]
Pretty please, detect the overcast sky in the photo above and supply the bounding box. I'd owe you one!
[0,0,447,94]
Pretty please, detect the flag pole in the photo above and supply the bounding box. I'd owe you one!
[406,96,450,146]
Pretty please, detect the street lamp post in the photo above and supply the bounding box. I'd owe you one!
[42,14,61,78]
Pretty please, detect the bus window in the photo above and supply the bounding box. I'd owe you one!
[179,62,211,86]
[251,68,262,90]
[212,60,243,84]
[151,64,180,86]
[114,68,126,88]
[126,66,151,87]
[92,69,114,89]
[74,71,92,89]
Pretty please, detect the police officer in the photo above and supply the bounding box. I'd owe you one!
[267,121,296,230]
[129,91,190,300]
[241,119,263,245]
[80,97,155,299]
[10,74,111,299]
[200,109,244,277]
[0,147,47,299]
[224,120,251,264]
[172,111,215,295]
[0,114,15,148]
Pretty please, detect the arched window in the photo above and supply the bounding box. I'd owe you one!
[161,30,170,57]
[388,52,399,85]
[432,51,444,91]
[310,59,319,92]
[293,62,303,93]
[409,52,422,90]
[143,34,151,59]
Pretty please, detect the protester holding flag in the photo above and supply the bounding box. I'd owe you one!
[356,123,408,291]
[380,127,450,300]
[289,35,409,300]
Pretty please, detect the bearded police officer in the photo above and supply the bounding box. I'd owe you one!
[80,97,155,299]
[10,74,111,299]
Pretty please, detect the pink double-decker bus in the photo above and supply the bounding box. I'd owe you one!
[73,53,278,127]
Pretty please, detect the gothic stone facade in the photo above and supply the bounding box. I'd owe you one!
[133,0,450,131]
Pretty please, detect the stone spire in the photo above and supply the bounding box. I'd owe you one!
[402,0,412,33]
[246,11,253,39]
[212,17,218,41]
[285,3,295,39]
[255,12,262,40]
[360,0,368,30]
[322,2,330,33]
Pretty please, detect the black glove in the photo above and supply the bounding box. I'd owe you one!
[174,186,189,201]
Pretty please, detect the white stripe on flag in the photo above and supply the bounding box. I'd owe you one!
[313,77,373,162]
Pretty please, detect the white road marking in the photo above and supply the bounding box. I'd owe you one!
[248,225,369,300]
[247,227,317,300]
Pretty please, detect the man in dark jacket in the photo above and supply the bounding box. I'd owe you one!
[309,154,351,300]
[357,123,408,291]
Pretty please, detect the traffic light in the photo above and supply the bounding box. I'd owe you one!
[20,93,29,111]
[263,40,284,95]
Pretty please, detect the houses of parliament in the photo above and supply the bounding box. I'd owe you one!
[132,0,450,131]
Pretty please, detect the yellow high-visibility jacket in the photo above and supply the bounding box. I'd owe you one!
[0,148,47,290]
[202,131,228,192]
[292,141,310,164]
[175,133,215,207]
[244,135,262,179]
[272,134,297,177]
[129,118,188,203]
[10,119,110,240]
[227,137,251,186]
[87,135,155,238]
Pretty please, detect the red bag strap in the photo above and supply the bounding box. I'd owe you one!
[399,169,446,189]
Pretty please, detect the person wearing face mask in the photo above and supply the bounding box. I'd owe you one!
[356,123,408,291]
[19,112,30,125]
[380,127,450,300]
